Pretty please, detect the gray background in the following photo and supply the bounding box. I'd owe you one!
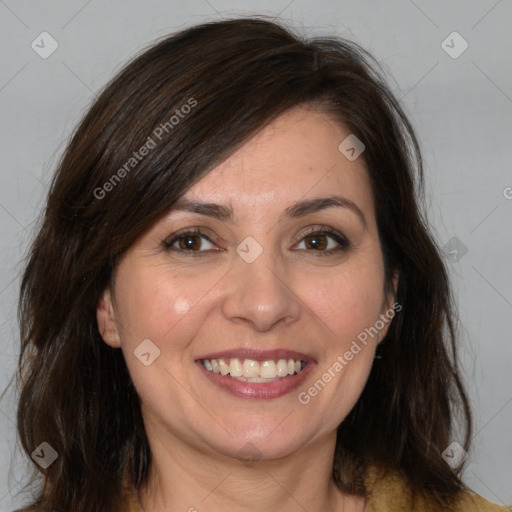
[0,0,511,510]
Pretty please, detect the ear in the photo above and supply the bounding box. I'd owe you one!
[378,270,400,343]
[96,288,121,348]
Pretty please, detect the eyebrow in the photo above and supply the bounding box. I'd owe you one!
[171,195,367,227]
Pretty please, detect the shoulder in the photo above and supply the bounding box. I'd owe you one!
[451,492,511,512]
[364,466,511,512]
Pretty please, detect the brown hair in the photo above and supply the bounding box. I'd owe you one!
[8,15,471,511]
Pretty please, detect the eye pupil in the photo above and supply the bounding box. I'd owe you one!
[305,235,327,250]
[179,235,200,250]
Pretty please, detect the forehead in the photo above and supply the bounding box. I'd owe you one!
[184,106,374,218]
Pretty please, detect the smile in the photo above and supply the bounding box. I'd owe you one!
[201,357,306,382]
[195,349,315,399]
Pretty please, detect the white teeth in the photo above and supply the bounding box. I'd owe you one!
[243,359,259,378]
[260,360,277,379]
[229,358,243,377]
[219,358,230,376]
[201,357,306,379]
[276,359,288,377]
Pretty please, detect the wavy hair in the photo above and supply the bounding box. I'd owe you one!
[8,16,471,512]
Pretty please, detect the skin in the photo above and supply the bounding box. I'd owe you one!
[97,106,397,512]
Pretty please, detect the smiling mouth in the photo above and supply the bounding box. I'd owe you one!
[200,357,307,382]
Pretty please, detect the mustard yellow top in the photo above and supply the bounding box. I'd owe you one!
[125,467,511,512]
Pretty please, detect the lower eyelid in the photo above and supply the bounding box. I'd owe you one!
[295,241,347,253]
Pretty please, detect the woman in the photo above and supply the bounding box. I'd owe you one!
[12,16,509,512]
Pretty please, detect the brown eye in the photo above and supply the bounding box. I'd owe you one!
[304,234,328,250]
[163,230,216,252]
[178,234,203,250]
[295,228,349,254]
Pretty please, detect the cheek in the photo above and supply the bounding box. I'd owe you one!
[297,255,385,418]
[113,265,178,341]
[173,296,191,314]
[300,258,386,345]
[297,269,382,423]
[112,263,215,405]
[113,260,223,351]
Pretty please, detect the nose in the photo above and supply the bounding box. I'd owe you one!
[221,249,301,332]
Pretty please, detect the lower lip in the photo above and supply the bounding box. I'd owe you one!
[195,361,315,399]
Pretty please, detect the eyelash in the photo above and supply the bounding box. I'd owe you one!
[162,226,350,257]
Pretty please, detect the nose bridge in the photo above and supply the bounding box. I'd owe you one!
[221,242,301,331]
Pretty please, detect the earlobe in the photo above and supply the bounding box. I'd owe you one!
[378,271,400,344]
[390,269,399,300]
[386,270,400,313]
[96,288,121,348]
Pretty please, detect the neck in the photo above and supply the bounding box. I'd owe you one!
[138,426,364,512]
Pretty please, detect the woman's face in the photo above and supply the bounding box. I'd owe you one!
[98,106,396,462]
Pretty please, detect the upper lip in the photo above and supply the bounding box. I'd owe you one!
[196,348,316,363]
